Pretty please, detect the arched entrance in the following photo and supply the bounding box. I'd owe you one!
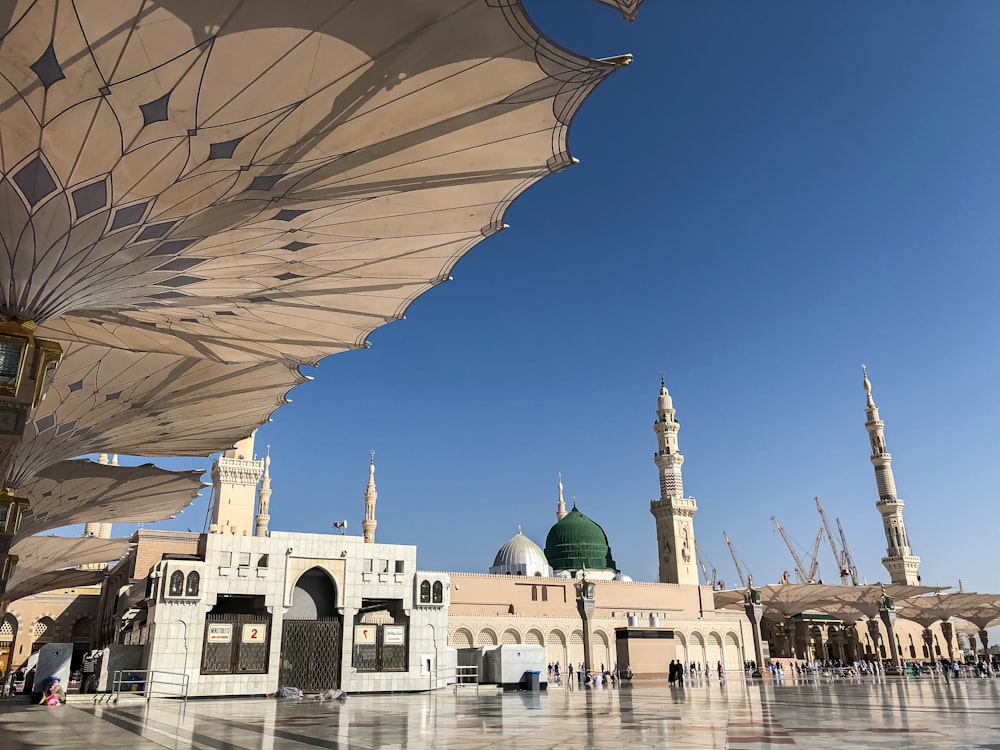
[279,568,343,692]
[71,617,93,673]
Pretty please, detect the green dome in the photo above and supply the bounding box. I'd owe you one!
[544,508,617,574]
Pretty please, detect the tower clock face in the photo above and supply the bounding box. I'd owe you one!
[0,406,21,434]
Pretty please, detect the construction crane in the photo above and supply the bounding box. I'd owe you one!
[805,527,824,583]
[771,516,816,584]
[723,530,747,588]
[694,541,717,589]
[815,496,850,585]
[836,517,860,585]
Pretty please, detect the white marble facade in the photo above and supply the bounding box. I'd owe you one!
[144,530,453,696]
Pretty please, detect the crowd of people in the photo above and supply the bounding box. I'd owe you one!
[546,661,629,688]
[743,656,997,680]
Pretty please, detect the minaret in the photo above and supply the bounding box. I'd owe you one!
[82,454,113,539]
[556,473,568,521]
[210,433,264,535]
[362,451,377,544]
[649,373,699,585]
[862,365,920,584]
[254,446,272,537]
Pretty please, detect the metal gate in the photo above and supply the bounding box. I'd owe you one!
[201,613,271,674]
[279,618,342,691]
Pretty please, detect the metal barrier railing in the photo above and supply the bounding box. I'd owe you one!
[110,669,190,703]
[428,665,479,694]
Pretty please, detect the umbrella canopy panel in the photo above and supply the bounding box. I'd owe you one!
[0,1,627,367]
[14,459,205,542]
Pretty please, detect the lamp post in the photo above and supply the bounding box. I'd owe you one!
[575,573,595,676]
[742,576,765,678]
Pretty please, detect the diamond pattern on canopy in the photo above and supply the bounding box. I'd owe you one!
[3,535,128,602]
[3,342,305,488]
[13,459,205,543]
[0,0,630,365]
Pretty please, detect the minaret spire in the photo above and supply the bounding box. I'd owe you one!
[862,366,920,584]
[83,454,113,539]
[362,450,378,544]
[556,473,567,521]
[649,374,698,585]
[254,445,272,537]
[210,432,265,535]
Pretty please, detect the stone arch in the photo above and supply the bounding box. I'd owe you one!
[547,629,566,667]
[689,630,706,667]
[706,631,723,671]
[568,629,585,667]
[592,630,611,670]
[33,616,57,645]
[71,616,92,644]
[476,628,498,647]
[450,627,473,649]
[501,628,521,645]
[723,632,741,670]
[675,631,688,664]
[0,613,17,641]
[0,614,17,676]
[525,628,544,646]
[288,567,339,619]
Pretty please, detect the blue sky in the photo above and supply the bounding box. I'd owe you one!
[98,1,999,598]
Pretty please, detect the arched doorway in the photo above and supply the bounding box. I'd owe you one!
[279,568,343,692]
[71,617,93,673]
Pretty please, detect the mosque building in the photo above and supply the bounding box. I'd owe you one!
[445,376,745,675]
[3,373,989,693]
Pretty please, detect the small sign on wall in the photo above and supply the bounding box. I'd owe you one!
[241,624,267,643]
[207,624,233,643]
[383,625,405,645]
[354,625,376,645]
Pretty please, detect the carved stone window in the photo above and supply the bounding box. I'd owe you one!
[419,580,430,604]
[169,570,184,596]
[185,571,200,597]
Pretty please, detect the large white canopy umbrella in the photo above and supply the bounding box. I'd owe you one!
[13,459,205,543]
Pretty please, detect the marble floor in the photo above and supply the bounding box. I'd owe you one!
[1,675,997,749]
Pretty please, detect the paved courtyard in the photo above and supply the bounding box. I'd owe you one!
[1,676,997,750]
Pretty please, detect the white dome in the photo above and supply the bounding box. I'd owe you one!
[489,530,553,577]
[613,571,633,582]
